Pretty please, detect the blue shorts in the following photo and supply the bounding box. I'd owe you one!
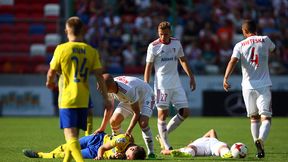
[59,108,88,131]
[79,132,106,158]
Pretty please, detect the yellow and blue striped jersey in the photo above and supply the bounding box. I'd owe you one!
[103,134,132,159]
[50,42,102,108]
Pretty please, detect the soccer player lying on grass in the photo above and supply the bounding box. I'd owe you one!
[23,132,146,160]
[160,129,232,158]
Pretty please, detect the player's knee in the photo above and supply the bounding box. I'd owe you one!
[139,120,149,128]
[261,116,271,121]
[110,118,117,127]
[138,117,149,128]
[250,115,260,120]
[179,108,190,118]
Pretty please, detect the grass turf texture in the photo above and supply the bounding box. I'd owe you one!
[0,117,287,162]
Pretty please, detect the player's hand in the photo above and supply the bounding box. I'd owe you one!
[125,133,134,143]
[160,149,171,155]
[114,152,125,159]
[223,79,231,92]
[190,77,196,91]
[46,81,56,90]
[94,156,103,160]
[93,128,104,135]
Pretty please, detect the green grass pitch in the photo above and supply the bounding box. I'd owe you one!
[0,117,287,162]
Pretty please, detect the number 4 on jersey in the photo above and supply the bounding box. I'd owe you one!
[71,56,88,82]
[250,47,259,67]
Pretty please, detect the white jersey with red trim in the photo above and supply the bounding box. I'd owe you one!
[112,76,153,104]
[146,38,184,89]
[232,35,275,89]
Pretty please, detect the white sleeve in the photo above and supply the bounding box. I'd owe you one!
[177,42,185,58]
[146,43,154,62]
[231,43,241,59]
[266,36,276,52]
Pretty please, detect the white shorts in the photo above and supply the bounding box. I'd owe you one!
[114,94,155,118]
[155,87,189,110]
[188,137,227,156]
[242,86,272,117]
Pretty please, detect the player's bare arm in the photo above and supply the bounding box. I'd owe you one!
[94,68,110,107]
[95,142,114,160]
[179,56,196,91]
[144,62,153,83]
[160,149,173,155]
[46,68,57,90]
[94,95,114,134]
[223,57,238,92]
[203,129,218,138]
[126,102,141,136]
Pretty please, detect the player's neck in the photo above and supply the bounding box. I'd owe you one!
[68,35,83,42]
[160,38,171,45]
[246,33,257,38]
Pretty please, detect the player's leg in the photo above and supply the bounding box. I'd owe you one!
[167,87,189,134]
[155,88,173,150]
[80,132,106,159]
[63,128,83,162]
[60,108,87,162]
[85,98,94,136]
[170,146,196,157]
[139,115,155,158]
[255,86,272,158]
[157,108,172,150]
[139,95,155,158]
[110,103,130,135]
[243,89,260,142]
[213,143,232,158]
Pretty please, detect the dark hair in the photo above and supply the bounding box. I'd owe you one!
[66,16,83,36]
[158,21,171,30]
[132,146,146,160]
[242,20,257,34]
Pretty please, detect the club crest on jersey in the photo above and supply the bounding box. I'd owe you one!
[116,138,126,144]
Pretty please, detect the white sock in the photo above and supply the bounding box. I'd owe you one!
[157,119,171,150]
[259,119,271,142]
[251,119,260,142]
[179,147,195,156]
[219,147,230,157]
[142,127,154,155]
[167,113,185,134]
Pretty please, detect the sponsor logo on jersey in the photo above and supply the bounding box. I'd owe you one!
[161,57,174,62]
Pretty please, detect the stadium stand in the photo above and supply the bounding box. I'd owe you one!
[0,0,59,73]
[0,0,287,75]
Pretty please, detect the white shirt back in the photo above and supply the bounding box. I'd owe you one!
[112,76,153,104]
[232,35,275,89]
[146,38,184,89]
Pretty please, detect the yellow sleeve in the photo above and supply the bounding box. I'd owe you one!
[91,49,102,70]
[50,45,61,71]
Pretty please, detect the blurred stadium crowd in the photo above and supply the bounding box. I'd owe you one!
[0,0,288,75]
[75,0,288,75]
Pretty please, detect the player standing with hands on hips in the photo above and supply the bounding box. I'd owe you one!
[46,16,110,162]
[223,19,275,158]
[144,21,196,150]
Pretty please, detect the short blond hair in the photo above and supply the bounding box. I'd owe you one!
[158,21,171,30]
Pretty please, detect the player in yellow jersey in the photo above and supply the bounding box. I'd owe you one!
[23,132,146,160]
[46,16,110,162]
